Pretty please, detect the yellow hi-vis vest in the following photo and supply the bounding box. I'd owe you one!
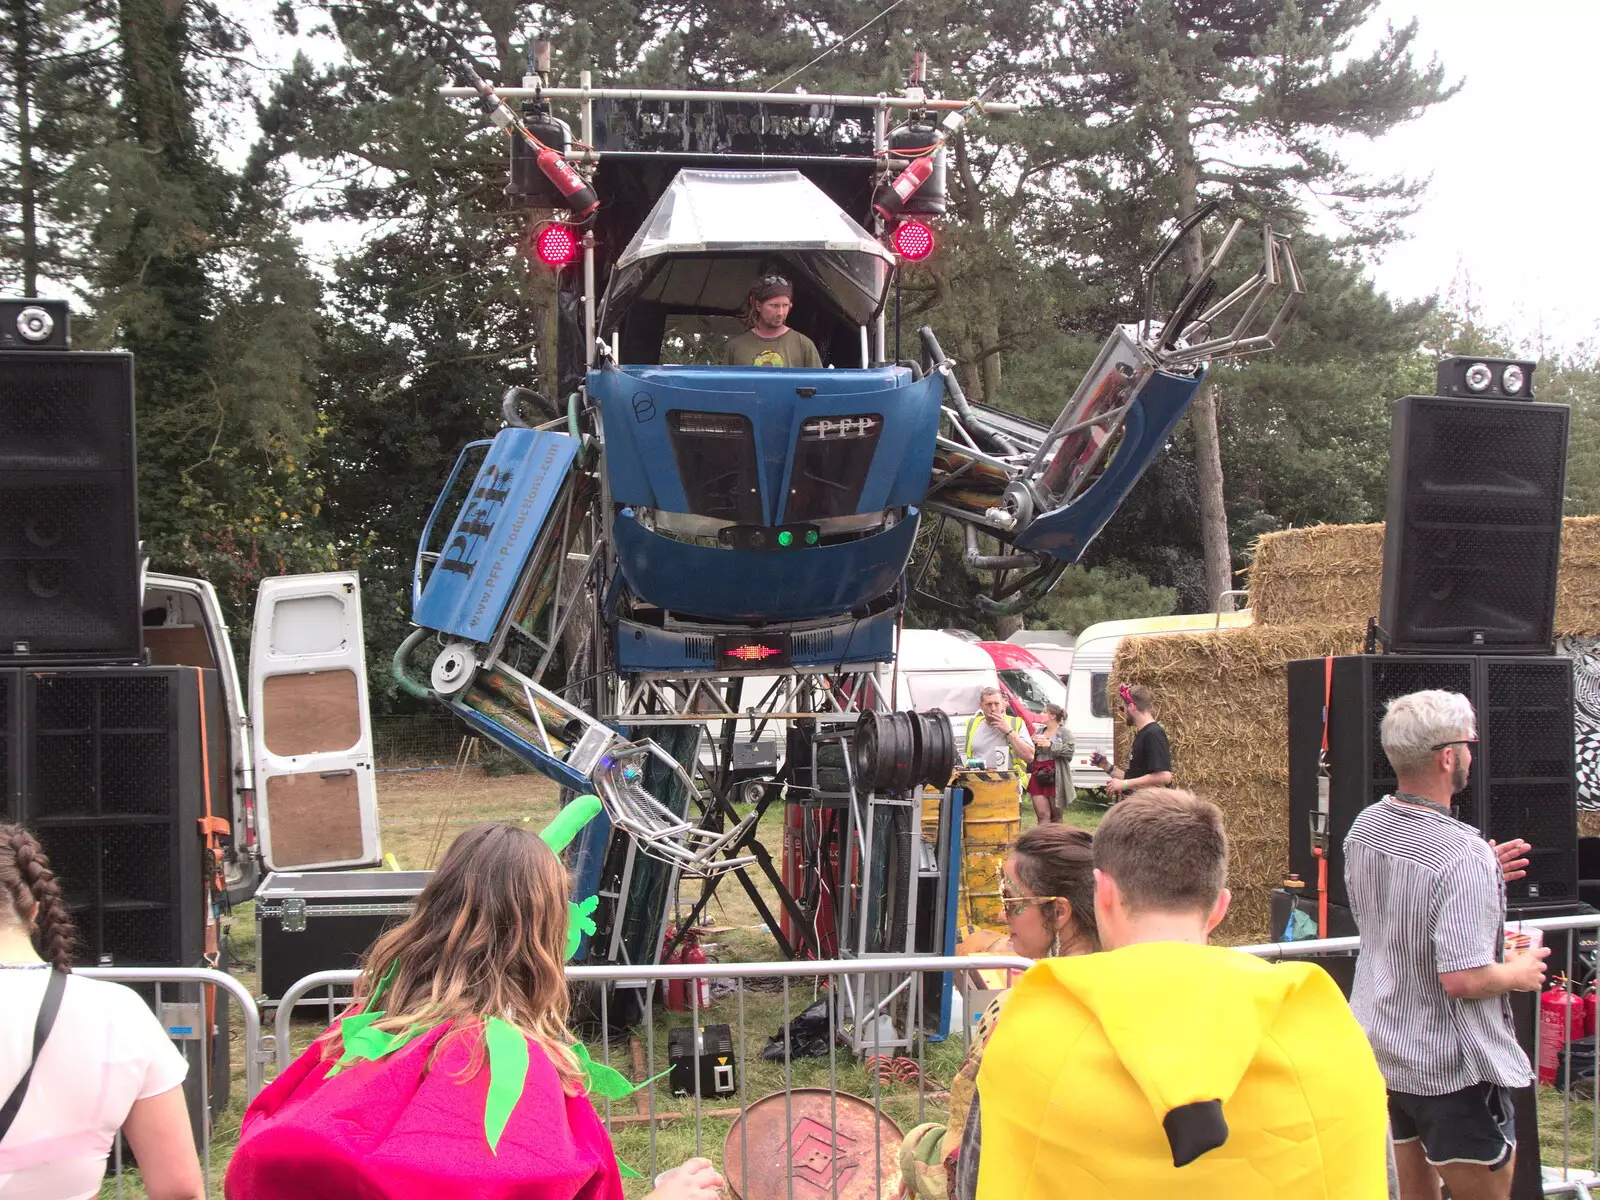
[964,713,1025,774]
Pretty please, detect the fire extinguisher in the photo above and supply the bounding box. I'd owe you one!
[1539,979,1583,1085]
[663,926,712,1013]
[1584,985,1597,1042]
[462,61,599,217]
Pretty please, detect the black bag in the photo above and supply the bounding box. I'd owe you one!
[0,968,66,1144]
[1030,761,1057,789]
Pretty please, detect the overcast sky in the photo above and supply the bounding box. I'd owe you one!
[1340,0,1599,353]
[253,2,1598,353]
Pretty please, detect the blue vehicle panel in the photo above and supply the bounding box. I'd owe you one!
[613,505,920,622]
[590,365,940,524]
[612,605,899,673]
[1014,368,1206,560]
[413,428,580,641]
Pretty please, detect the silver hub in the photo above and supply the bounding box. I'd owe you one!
[430,642,479,696]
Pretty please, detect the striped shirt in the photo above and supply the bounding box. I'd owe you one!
[1344,795,1532,1094]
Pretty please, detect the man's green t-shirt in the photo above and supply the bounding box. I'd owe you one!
[722,328,823,368]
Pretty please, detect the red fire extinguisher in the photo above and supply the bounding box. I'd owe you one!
[663,926,711,1013]
[1584,985,1597,1041]
[1540,979,1583,1085]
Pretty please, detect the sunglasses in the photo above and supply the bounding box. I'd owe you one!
[758,274,791,289]
[1430,738,1478,752]
[997,867,1064,919]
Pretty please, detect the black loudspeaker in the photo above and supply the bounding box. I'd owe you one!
[0,670,20,823]
[1289,655,1577,911]
[1379,395,1569,654]
[0,351,141,664]
[0,298,70,350]
[20,666,224,966]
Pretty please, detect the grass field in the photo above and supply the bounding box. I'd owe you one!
[98,767,1594,1196]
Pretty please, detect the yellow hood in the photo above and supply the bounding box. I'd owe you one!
[974,942,1387,1200]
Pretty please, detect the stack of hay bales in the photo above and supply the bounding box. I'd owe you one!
[1113,516,1600,944]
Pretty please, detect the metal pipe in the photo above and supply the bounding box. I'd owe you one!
[439,85,1021,112]
[962,523,1034,571]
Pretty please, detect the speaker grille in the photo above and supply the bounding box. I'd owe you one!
[1367,658,1475,789]
[1381,396,1569,652]
[31,672,173,817]
[0,351,139,662]
[0,354,134,471]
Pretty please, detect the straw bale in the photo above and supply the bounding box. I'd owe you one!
[1112,624,1363,944]
[1247,517,1600,636]
[1246,524,1384,629]
[1581,813,1600,839]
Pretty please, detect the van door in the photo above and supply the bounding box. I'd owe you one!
[1067,640,1117,790]
[249,572,380,871]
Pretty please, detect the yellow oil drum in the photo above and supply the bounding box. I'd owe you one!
[953,769,1021,934]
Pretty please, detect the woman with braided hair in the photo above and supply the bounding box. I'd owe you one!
[0,823,201,1199]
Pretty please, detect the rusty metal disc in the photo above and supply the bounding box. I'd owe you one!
[722,1088,903,1200]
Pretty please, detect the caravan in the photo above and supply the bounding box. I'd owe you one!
[1067,610,1252,792]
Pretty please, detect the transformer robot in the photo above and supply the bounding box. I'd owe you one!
[393,47,1304,1041]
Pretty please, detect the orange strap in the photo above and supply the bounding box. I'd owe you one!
[1321,655,1333,755]
[191,667,229,898]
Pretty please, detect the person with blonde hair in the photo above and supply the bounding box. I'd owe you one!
[1345,690,1543,1200]
[226,815,721,1200]
[0,823,202,1200]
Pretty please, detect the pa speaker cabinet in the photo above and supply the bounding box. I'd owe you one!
[1289,654,1577,911]
[0,668,20,822]
[1379,395,1569,654]
[1289,655,1480,907]
[21,665,222,966]
[0,351,140,663]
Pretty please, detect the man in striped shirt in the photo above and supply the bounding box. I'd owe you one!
[1345,689,1547,1200]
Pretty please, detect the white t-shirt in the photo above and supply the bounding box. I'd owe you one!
[0,964,188,1200]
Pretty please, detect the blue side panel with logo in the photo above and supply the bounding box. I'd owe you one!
[414,427,580,641]
[1015,368,1206,561]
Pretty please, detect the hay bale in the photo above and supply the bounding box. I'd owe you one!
[1558,516,1600,636]
[1246,524,1384,629]
[1247,517,1600,636]
[1112,625,1363,944]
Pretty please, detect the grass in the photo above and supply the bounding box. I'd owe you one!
[102,771,1590,1196]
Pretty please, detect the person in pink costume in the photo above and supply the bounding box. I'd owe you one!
[226,808,720,1200]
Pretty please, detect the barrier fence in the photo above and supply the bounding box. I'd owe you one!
[78,966,262,1199]
[96,914,1600,1197]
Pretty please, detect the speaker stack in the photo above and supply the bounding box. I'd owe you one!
[1288,355,1579,922]
[0,299,222,959]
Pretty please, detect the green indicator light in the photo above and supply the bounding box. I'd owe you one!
[777,530,794,547]
[805,529,819,545]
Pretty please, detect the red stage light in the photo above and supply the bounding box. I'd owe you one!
[892,219,935,261]
[535,223,581,267]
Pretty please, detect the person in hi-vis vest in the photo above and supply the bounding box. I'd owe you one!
[966,687,1034,776]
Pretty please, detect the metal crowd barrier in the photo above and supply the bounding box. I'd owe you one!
[254,912,1600,1196]
[80,965,262,1198]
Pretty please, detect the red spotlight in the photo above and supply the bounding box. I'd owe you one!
[535,223,581,267]
[892,219,935,262]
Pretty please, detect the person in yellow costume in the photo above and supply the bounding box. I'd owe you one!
[970,789,1390,1200]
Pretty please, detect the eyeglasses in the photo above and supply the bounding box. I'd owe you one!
[1430,738,1478,752]
[997,867,1064,919]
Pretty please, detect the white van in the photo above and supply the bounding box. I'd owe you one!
[1067,610,1252,792]
[881,628,1002,750]
[1004,630,1076,680]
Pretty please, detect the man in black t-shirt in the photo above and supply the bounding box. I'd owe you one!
[1090,682,1173,798]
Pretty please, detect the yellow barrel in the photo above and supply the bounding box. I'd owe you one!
[954,769,1021,934]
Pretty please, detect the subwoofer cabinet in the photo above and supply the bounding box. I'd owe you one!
[1289,655,1577,911]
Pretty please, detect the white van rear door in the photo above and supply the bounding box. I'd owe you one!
[249,572,381,870]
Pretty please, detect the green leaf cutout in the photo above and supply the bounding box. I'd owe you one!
[566,895,600,962]
[484,1017,531,1153]
[541,794,604,853]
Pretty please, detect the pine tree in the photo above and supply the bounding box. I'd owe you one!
[1055,0,1459,609]
[0,0,115,294]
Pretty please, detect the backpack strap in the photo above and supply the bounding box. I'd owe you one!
[0,968,67,1144]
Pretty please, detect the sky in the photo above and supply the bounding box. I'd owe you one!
[243,2,1599,354]
[1338,0,1600,353]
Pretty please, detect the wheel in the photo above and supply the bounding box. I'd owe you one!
[740,778,768,806]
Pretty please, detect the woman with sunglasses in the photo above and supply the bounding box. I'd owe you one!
[900,825,1100,1199]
